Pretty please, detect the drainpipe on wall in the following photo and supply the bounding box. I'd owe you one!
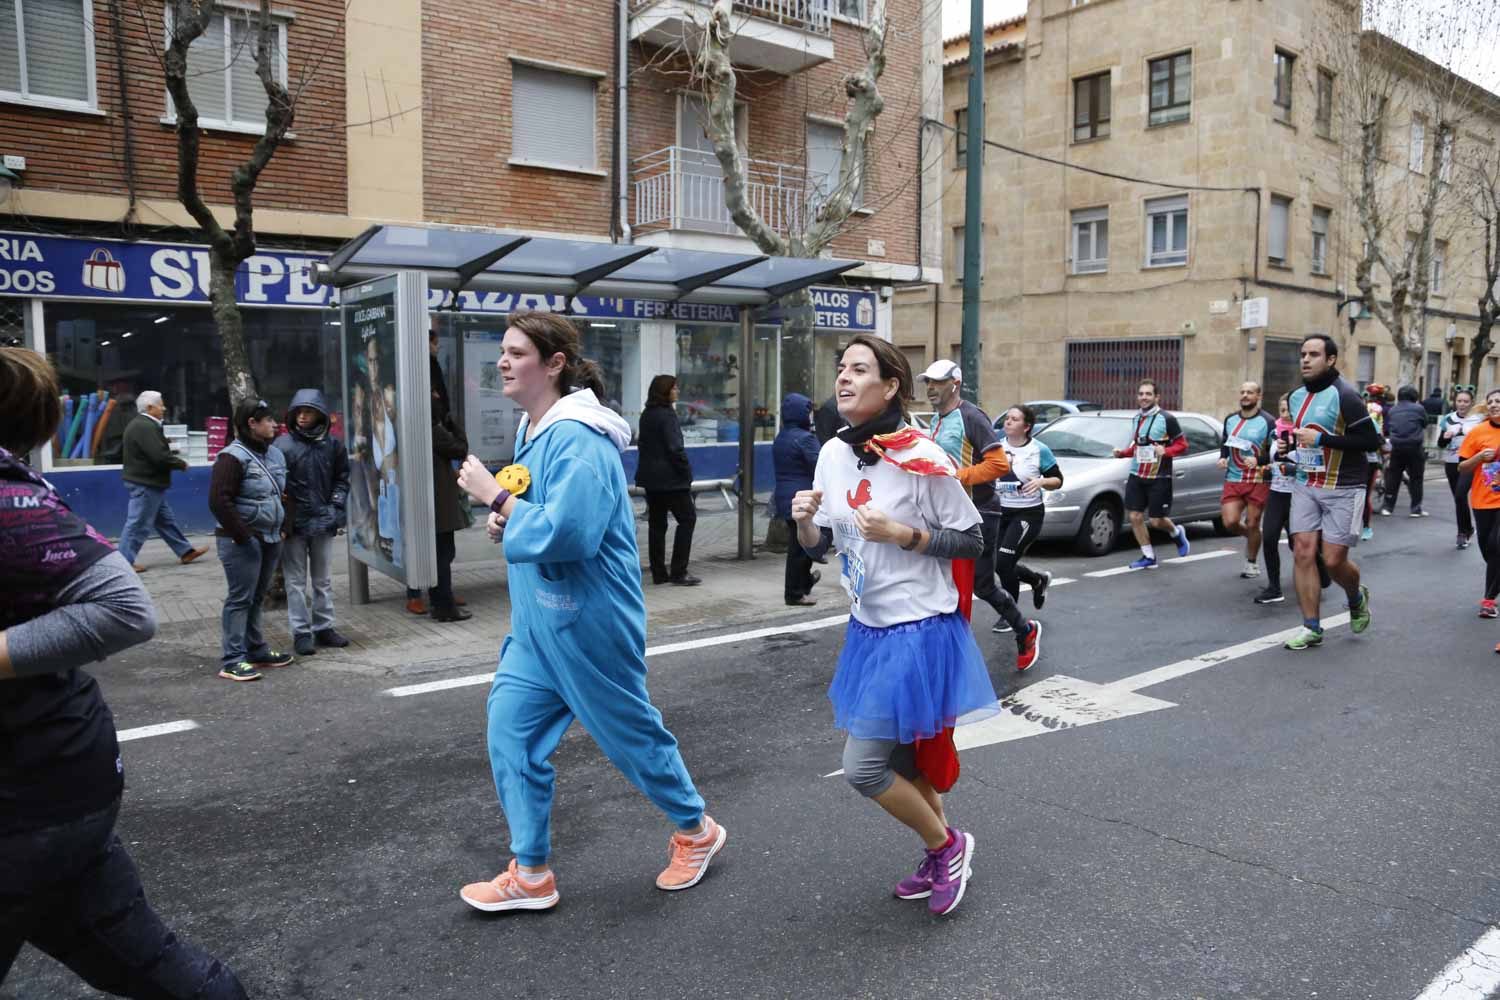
[617,0,633,243]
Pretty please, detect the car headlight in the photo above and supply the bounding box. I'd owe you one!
[1042,490,1067,506]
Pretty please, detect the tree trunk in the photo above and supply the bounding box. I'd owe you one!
[1469,317,1494,386]
[209,243,257,406]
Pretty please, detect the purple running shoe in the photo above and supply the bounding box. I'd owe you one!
[927,828,974,916]
[894,854,936,900]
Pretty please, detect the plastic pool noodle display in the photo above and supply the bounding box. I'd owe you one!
[91,398,117,454]
[58,394,74,453]
[62,394,88,457]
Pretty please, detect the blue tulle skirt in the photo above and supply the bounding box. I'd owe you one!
[828,612,1001,744]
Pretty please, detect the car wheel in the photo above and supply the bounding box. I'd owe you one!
[1075,497,1121,557]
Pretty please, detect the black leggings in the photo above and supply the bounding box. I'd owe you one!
[1446,463,1475,537]
[1475,507,1500,601]
[995,506,1045,600]
[1261,489,1329,590]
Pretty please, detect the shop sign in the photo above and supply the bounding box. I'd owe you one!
[1,231,878,330]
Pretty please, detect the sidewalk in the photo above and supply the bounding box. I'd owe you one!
[132,493,828,679]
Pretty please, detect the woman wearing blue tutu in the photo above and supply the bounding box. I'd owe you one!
[790,334,1000,916]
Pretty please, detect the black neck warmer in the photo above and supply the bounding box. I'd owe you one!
[836,399,905,468]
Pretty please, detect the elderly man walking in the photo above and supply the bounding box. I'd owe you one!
[118,390,207,572]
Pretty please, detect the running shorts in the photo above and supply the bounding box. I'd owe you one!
[1124,474,1172,517]
[1289,482,1365,548]
[1221,481,1271,506]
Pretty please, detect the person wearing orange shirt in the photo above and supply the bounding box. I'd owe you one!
[1457,389,1500,633]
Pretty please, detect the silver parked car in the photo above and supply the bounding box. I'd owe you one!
[1033,411,1228,556]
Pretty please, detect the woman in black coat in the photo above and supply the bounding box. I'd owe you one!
[636,375,699,586]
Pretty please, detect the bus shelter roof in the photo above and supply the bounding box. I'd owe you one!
[318,225,863,306]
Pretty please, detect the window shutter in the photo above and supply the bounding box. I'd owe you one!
[807,121,844,204]
[228,14,276,126]
[0,5,20,93]
[1072,206,1108,225]
[1269,198,1290,260]
[186,14,228,121]
[21,0,89,101]
[511,65,597,171]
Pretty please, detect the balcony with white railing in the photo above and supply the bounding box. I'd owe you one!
[630,0,834,75]
[634,146,826,240]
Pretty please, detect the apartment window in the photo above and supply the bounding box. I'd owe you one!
[1426,351,1442,393]
[166,9,288,132]
[1315,68,1334,136]
[1145,195,1188,267]
[1409,117,1426,173]
[1373,96,1389,153]
[1487,357,1497,390]
[1073,72,1111,141]
[0,0,96,109]
[1273,49,1295,122]
[955,107,968,164]
[1268,195,1292,266]
[1358,345,1376,389]
[1071,207,1109,274]
[1311,207,1331,275]
[1148,52,1192,126]
[835,0,865,20]
[1432,241,1447,295]
[807,120,862,210]
[1437,128,1454,183]
[511,63,599,172]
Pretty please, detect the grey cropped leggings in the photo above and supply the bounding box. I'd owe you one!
[842,735,920,798]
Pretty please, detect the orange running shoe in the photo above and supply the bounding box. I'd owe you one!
[459,860,559,913]
[655,815,728,891]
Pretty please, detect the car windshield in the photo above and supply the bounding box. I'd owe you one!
[1036,415,1133,457]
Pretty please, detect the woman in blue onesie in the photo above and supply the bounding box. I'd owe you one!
[454,311,726,913]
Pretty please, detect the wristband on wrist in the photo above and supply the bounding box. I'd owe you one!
[900,526,921,551]
[489,489,512,516]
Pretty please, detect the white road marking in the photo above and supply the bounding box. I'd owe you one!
[117,720,200,742]
[383,674,494,698]
[1086,548,1235,578]
[1411,927,1500,1000]
[1111,612,1352,693]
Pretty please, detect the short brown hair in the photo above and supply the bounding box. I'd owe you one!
[507,310,596,393]
[842,334,913,417]
[0,347,63,455]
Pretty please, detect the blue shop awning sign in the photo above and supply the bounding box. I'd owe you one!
[0,232,878,332]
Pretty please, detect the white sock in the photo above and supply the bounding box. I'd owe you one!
[1141,544,1156,559]
[517,868,550,885]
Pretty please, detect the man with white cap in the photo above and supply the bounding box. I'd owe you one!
[919,360,1041,672]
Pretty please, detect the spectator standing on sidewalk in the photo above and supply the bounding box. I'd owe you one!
[0,347,247,999]
[636,374,700,586]
[424,389,473,623]
[210,400,294,682]
[1383,385,1431,517]
[118,390,207,573]
[274,389,352,656]
[773,392,822,606]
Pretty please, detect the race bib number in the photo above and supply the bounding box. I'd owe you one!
[1135,445,1157,465]
[1271,465,1294,490]
[1484,462,1500,493]
[1296,447,1326,473]
[1225,436,1252,452]
[840,549,866,611]
[997,481,1021,495]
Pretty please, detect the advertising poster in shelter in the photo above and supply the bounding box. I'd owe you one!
[341,277,406,581]
[462,329,525,467]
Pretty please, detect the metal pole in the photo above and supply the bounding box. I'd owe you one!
[349,548,369,606]
[959,0,984,404]
[737,305,755,559]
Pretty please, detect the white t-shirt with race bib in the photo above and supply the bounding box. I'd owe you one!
[812,434,981,629]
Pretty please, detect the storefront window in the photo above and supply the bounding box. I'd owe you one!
[44,301,340,467]
[674,323,776,444]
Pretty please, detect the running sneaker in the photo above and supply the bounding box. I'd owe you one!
[1459,534,1472,550]
[1128,556,1159,570]
[1173,526,1191,558]
[656,815,727,890]
[1379,507,1394,517]
[1240,561,1260,579]
[459,860,560,913]
[1253,586,1285,605]
[991,620,1013,634]
[1284,627,1324,651]
[927,828,974,916]
[1017,621,1041,673]
[250,651,294,668]
[1359,526,1374,542]
[1031,570,1052,610]
[1480,600,1498,619]
[1410,506,1428,517]
[1349,586,1372,634]
[217,662,262,682]
[894,854,937,900]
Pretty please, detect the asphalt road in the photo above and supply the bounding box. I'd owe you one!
[7,488,1500,1000]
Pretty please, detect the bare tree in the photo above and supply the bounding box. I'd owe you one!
[154,0,298,407]
[1314,1,1486,387]
[1469,144,1500,385]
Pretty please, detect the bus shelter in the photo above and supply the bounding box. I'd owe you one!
[315,224,861,600]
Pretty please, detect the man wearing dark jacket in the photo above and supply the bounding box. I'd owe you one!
[274,389,351,656]
[1383,385,1431,516]
[773,393,823,606]
[117,390,207,572]
[636,375,699,585]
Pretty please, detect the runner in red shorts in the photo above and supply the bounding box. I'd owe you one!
[1217,381,1277,580]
